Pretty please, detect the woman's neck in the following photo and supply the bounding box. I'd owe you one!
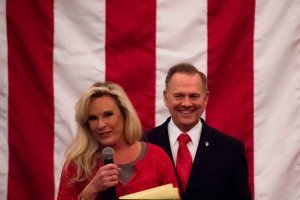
[114,141,141,165]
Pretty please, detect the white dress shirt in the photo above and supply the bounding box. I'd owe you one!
[168,118,202,163]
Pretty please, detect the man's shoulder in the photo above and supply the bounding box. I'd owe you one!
[146,117,170,134]
[202,120,244,148]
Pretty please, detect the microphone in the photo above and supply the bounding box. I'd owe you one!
[98,147,117,200]
[101,147,115,164]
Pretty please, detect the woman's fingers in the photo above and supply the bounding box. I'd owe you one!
[95,164,119,188]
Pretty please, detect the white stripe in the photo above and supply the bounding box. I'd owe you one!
[0,0,8,199]
[53,0,106,197]
[254,1,300,199]
[155,0,207,126]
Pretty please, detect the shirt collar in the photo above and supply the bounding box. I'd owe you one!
[168,118,202,146]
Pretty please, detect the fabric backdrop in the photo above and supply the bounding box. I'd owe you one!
[0,0,299,199]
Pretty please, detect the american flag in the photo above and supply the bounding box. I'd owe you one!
[0,0,299,199]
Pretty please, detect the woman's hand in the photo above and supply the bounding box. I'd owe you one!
[80,163,119,199]
[92,163,119,192]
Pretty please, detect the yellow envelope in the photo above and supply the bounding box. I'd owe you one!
[119,183,180,200]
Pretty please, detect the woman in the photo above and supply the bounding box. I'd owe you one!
[57,82,178,200]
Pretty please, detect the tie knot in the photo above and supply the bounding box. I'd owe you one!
[177,133,191,144]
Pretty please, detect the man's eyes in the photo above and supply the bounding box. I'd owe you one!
[173,94,200,99]
[190,95,200,99]
[174,94,183,98]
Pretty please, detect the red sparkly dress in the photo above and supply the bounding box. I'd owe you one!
[57,142,178,199]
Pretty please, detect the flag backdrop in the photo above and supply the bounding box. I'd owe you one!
[0,0,299,199]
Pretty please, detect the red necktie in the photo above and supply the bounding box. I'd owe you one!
[176,133,192,192]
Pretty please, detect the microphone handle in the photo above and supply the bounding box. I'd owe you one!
[99,149,116,200]
[96,187,117,200]
[104,158,114,165]
[96,161,116,200]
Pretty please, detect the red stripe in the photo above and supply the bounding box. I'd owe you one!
[206,0,255,194]
[105,0,156,131]
[7,0,54,199]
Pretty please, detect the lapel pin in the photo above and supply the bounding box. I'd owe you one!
[204,141,210,146]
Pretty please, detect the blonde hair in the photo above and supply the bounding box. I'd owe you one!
[64,82,142,182]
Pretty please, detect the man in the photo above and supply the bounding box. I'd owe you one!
[146,63,252,200]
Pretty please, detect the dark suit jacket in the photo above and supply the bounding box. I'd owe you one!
[145,117,252,200]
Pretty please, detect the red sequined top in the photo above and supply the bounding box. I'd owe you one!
[57,143,178,199]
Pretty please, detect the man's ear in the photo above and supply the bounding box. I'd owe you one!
[204,91,210,102]
[163,90,168,104]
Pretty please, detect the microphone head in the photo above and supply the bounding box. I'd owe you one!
[101,147,115,164]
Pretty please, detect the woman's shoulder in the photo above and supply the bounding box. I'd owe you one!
[146,142,162,150]
[144,142,169,158]
[61,160,78,175]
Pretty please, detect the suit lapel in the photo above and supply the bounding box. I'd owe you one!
[189,119,214,181]
[156,118,174,163]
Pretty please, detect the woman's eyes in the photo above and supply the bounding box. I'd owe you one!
[88,115,97,121]
[88,111,113,121]
[103,111,113,117]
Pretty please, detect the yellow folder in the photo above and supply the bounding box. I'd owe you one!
[119,183,180,200]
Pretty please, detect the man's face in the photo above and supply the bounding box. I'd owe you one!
[164,73,209,132]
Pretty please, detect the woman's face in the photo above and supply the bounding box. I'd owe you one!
[87,96,125,148]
